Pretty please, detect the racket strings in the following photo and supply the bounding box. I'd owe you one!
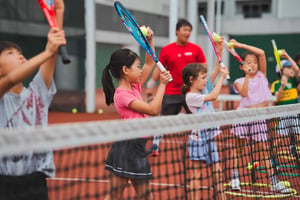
[115,1,163,70]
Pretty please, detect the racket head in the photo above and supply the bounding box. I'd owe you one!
[37,0,57,28]
[199,15,222,62]
[114,1,157,62]
[271,39,282,70]
[200,15,230,79]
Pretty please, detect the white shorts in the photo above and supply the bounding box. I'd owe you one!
[277,115,300,135]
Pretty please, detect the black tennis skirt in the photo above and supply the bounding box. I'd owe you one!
[105,138,152,179]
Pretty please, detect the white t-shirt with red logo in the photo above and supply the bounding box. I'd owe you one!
[0,72,56,177]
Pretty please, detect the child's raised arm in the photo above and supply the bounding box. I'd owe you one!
[281,49,299,79]
[229,39,267,76]
[40,0,66,88]
[0,28,64,97]
[275,76,287,101]
[205,66,229,102]
[141,26,156,86]
[55,0,65,29]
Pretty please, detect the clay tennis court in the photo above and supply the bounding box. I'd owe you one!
[46,89,300,199]
[46,89,220,199]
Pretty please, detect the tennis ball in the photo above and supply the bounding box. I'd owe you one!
[97,109,104,114]
[228,42,235,49]
[247,163,253,170]
[277,50,283,56]
[280,181,291,188]
[212,33,220,42]
[72,108,78,114]
[140,27,148,37]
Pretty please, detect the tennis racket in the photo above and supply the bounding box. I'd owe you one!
[224,41,245,65]
[271,39,282,70]
[114,1,172,81]
[224,40,252,73]
[37,0,71,64]
[200,15,230,79]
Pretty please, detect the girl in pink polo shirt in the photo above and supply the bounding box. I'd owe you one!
[101,27,171,200]
[229,40,290,194]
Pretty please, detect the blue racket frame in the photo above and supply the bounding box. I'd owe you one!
[114,1,171,80]
[114,1,156,62]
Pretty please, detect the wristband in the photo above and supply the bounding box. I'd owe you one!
[146,79,156,89]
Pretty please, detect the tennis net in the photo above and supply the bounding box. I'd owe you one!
[0,104,300,199]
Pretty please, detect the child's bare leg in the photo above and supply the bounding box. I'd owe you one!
[132,179,153,200]
[232,138,246,179]
[230,137,246,190]
[296,134,300,144]
[267,119,280,169]
[104,174,128,200]
[257,142,273,178]
[212,162,227,200]
[190,161,202,200]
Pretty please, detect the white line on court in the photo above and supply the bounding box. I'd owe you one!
[48,177,300,198]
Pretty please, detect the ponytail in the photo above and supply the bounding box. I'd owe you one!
[181,84,190,95]
[101,64,115,105]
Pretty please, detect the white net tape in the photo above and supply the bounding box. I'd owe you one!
[0,103,299,157]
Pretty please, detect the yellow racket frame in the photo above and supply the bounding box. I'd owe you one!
[271,39,282,70]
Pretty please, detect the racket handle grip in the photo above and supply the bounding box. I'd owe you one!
[156,61,166,71]
[240,61,252,73]
[240,62,252,73]
[157,61,172,82]
[220,62,230,79]
[59,45,71,64]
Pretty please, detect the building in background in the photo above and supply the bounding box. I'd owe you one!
[1,0,299,111]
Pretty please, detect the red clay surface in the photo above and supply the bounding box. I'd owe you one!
[46,88,299,199]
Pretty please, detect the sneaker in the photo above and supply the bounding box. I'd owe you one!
[149,144,159,156]
[231,179,241,191]
[271,182,291,194]
[151,150,159,156]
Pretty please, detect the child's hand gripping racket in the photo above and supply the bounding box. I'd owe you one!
[37,0,71,64]
[200,15,229,79]
[114,1,172,82]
